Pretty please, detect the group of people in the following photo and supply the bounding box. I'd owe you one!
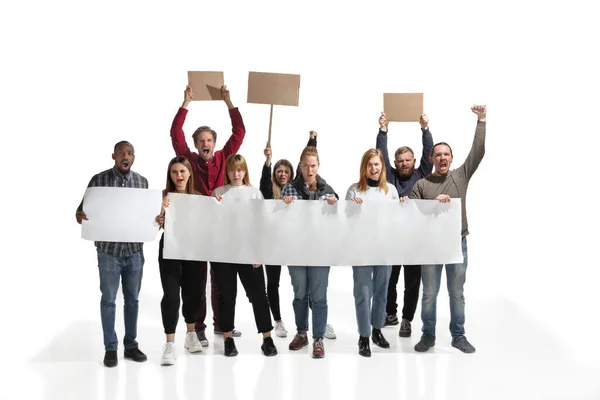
[75,84,487,367]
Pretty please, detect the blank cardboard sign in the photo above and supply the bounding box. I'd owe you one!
[187,71,224,100]
[247,71,300,106]
[383,93,424,122]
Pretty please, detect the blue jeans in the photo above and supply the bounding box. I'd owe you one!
[288,266,330,339]
[421,236,468,339]
[97,250,144,351]
[353,265,391,337]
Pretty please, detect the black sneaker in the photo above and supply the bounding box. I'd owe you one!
[385,314,399,326]
[399,319,412,337]
[224,337,238,357]
[358,336,371,357]
[451,336,476,354]
[261,336,278,357]
[124,348,147,362]
[371,328,390,349]
[103,350,118,367]
[414,335,435,352]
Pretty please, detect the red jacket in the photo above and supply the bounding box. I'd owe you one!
[170,107,246,196]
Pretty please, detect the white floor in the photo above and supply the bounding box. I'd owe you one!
[4,245,599,400]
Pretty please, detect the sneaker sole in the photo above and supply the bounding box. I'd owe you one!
[325,335,336,340]
[185,345,203,353]
[275,332,288,338]
[312,353,325,359]
[451,343,476,354]
[399,331,411,338]
[385,321,399,326]
[200,341,209,347]
[161,358,176,366]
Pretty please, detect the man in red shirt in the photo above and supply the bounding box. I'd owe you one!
[169,84,246,346]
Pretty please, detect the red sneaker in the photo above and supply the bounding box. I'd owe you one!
[289,332,309,350]
[312,338,325,358]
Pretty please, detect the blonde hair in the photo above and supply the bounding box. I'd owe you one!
[394,146,414,159]
[224,154,251,186]
[357,148,388,194]
[299,146,319,192]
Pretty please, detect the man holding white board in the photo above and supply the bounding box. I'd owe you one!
[75,141,149,368]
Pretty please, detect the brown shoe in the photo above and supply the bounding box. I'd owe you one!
[289,332,309,350]
[312,338,325,358]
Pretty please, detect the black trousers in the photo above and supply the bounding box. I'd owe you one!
[158,239,206,334]
[386,265,422,321]
[265,265,282,321]
[212,262,273,334]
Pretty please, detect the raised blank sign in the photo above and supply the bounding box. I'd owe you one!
[383,93,424,122]
[187,71,224,101]
[247,71,300,106]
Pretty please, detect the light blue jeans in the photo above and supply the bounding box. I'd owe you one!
[288,266,330,339]
[97,251,144,351]
[421,236,468,339]
[353,265,392,337]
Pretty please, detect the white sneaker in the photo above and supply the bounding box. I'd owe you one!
[274,321,288,338]
[184,331,203,353]
[325,324,337,339]
[161,342,176,365]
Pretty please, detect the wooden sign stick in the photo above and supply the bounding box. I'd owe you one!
[267,104,274,147]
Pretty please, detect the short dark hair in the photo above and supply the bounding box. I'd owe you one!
[430,142,453,157]
[192,126,217,143]
[114,141,133,152]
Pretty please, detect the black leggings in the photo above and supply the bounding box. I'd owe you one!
[265,265,282,321]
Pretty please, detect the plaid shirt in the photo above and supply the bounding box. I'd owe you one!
[77,166,149,257]
[280,181,336,200]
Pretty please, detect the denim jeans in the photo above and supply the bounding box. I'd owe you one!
[421,236,468,339]
[97,250,144,351]
[288,266,330,339]
[353,265,392,337]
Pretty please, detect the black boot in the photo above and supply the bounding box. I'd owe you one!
[372,328,390,349]
[358,336,371,357]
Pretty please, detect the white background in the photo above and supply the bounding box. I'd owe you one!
[1,0,599,399]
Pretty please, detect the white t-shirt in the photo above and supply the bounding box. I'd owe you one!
[345,182,399,201]
[212,184,264,200]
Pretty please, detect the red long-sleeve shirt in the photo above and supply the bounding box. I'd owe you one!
[170,107,246,196]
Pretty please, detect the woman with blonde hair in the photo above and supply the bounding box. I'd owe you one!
[345,148,406,357]
[155,156,206,365]
[281,145,338,358]
[211,154,277,357]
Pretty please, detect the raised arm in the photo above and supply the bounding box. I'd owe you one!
[416,114,434,177]
[220,85,246,158]
[295,130,318,178]
[456,105,487,180]
[376,112,393,175]
[170,86,196,159]
[260,144,274,199]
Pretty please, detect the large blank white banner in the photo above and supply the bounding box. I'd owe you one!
[81,187,162,242]
[163,193,463,266]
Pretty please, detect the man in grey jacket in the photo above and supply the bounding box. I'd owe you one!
[410,105,487,354]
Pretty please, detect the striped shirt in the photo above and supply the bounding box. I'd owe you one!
[77,166,149,257]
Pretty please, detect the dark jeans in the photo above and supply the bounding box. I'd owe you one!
[194,262,220,332]
[158,251,206,334]
[386,264,422,321]
[97,250,144,351]
[265,265,282,321]
[212,262,273,334]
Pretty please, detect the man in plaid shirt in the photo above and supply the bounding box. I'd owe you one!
[75,141,149,368]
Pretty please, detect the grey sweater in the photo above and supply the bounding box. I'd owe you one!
[410,121,486,236]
